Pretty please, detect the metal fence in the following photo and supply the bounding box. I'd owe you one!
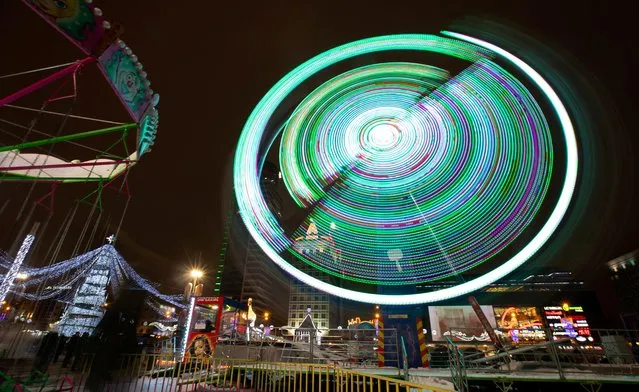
[440,328,639,383]
[103,355,451,392]
[2,354,453,391]
[211,328,399,369]
[4,324,639,390]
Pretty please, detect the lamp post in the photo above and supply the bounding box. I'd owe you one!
[191,269,203,288]
[187,269,204,298]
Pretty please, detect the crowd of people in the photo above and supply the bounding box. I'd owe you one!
[35,331,91,372]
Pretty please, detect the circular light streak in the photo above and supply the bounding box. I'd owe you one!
[280,60,553,285]
[234,34,577,304]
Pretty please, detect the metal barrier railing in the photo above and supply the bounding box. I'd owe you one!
[334,367,452,392]
[440,328,639,382]
[67,354,451,391]
[215,327,400,368]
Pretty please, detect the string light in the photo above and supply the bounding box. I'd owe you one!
[2,244,185,309]
[58,248,111,336]
[0,234,35,304]
[181,297,195,360]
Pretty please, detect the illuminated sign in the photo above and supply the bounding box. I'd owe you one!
[493,306,546,343]
[543,305,592,341]
[196,297,219,304]
[347,317,375,327]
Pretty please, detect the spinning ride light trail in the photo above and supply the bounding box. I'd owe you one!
[234,34,578,304]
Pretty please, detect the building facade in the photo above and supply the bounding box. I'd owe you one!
[219,162,290,327]
[607,249,639,329]
[287,221,340,330]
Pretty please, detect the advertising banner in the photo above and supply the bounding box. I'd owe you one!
[494,306,546,343]
[429,305,496,342]
[544,304,592,342]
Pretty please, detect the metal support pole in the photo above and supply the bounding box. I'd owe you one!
[0,57,95,107]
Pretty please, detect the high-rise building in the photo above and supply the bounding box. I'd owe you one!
[287,221,340,330]
[606,249,639,329]
[220,162,290,327]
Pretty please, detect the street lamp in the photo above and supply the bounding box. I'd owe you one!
[188,269,204,298]
[264,311,270,322]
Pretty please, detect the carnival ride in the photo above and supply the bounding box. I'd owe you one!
[0,0,161,281]
[0,0,164,336]
[181,296,248,361]
[1,0,158,183]
[234,33,578,305]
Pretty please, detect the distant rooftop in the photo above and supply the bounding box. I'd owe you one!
[416,270,584,293]
[606,249,639,272]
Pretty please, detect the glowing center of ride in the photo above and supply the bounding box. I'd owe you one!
[367,123,398,149]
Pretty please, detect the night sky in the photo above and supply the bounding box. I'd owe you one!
[1,1,637,298]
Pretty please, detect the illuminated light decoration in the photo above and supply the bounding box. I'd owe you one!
[145,299,179,323]
[0,234,35,304]
[181,296,196,361]
[58,248,111,336]
[1,244,185,309]
[283,59,553,284]
[234,34,578,304]
[148,321,177,332]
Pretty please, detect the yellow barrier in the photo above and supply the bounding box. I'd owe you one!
[73,354,451,391]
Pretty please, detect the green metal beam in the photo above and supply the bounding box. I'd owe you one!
[0,123,138,153]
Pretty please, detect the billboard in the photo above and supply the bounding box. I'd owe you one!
[429,306,496,342]
[543,304,592,342]
[493,306,546,343]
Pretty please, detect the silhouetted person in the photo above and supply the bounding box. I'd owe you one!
[62,332,80,368]
[205,320,214,332]
[71,332,90,371]
[35,332,58,372]
[53,334,66,363]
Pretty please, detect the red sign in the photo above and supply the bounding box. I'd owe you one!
[196,297,220,305]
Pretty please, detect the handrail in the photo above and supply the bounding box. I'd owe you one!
[337,367,454,392]
[400,335,409,379]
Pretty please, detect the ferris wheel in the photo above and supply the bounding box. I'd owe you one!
[234,33,578,305]
[0,0,159,183]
